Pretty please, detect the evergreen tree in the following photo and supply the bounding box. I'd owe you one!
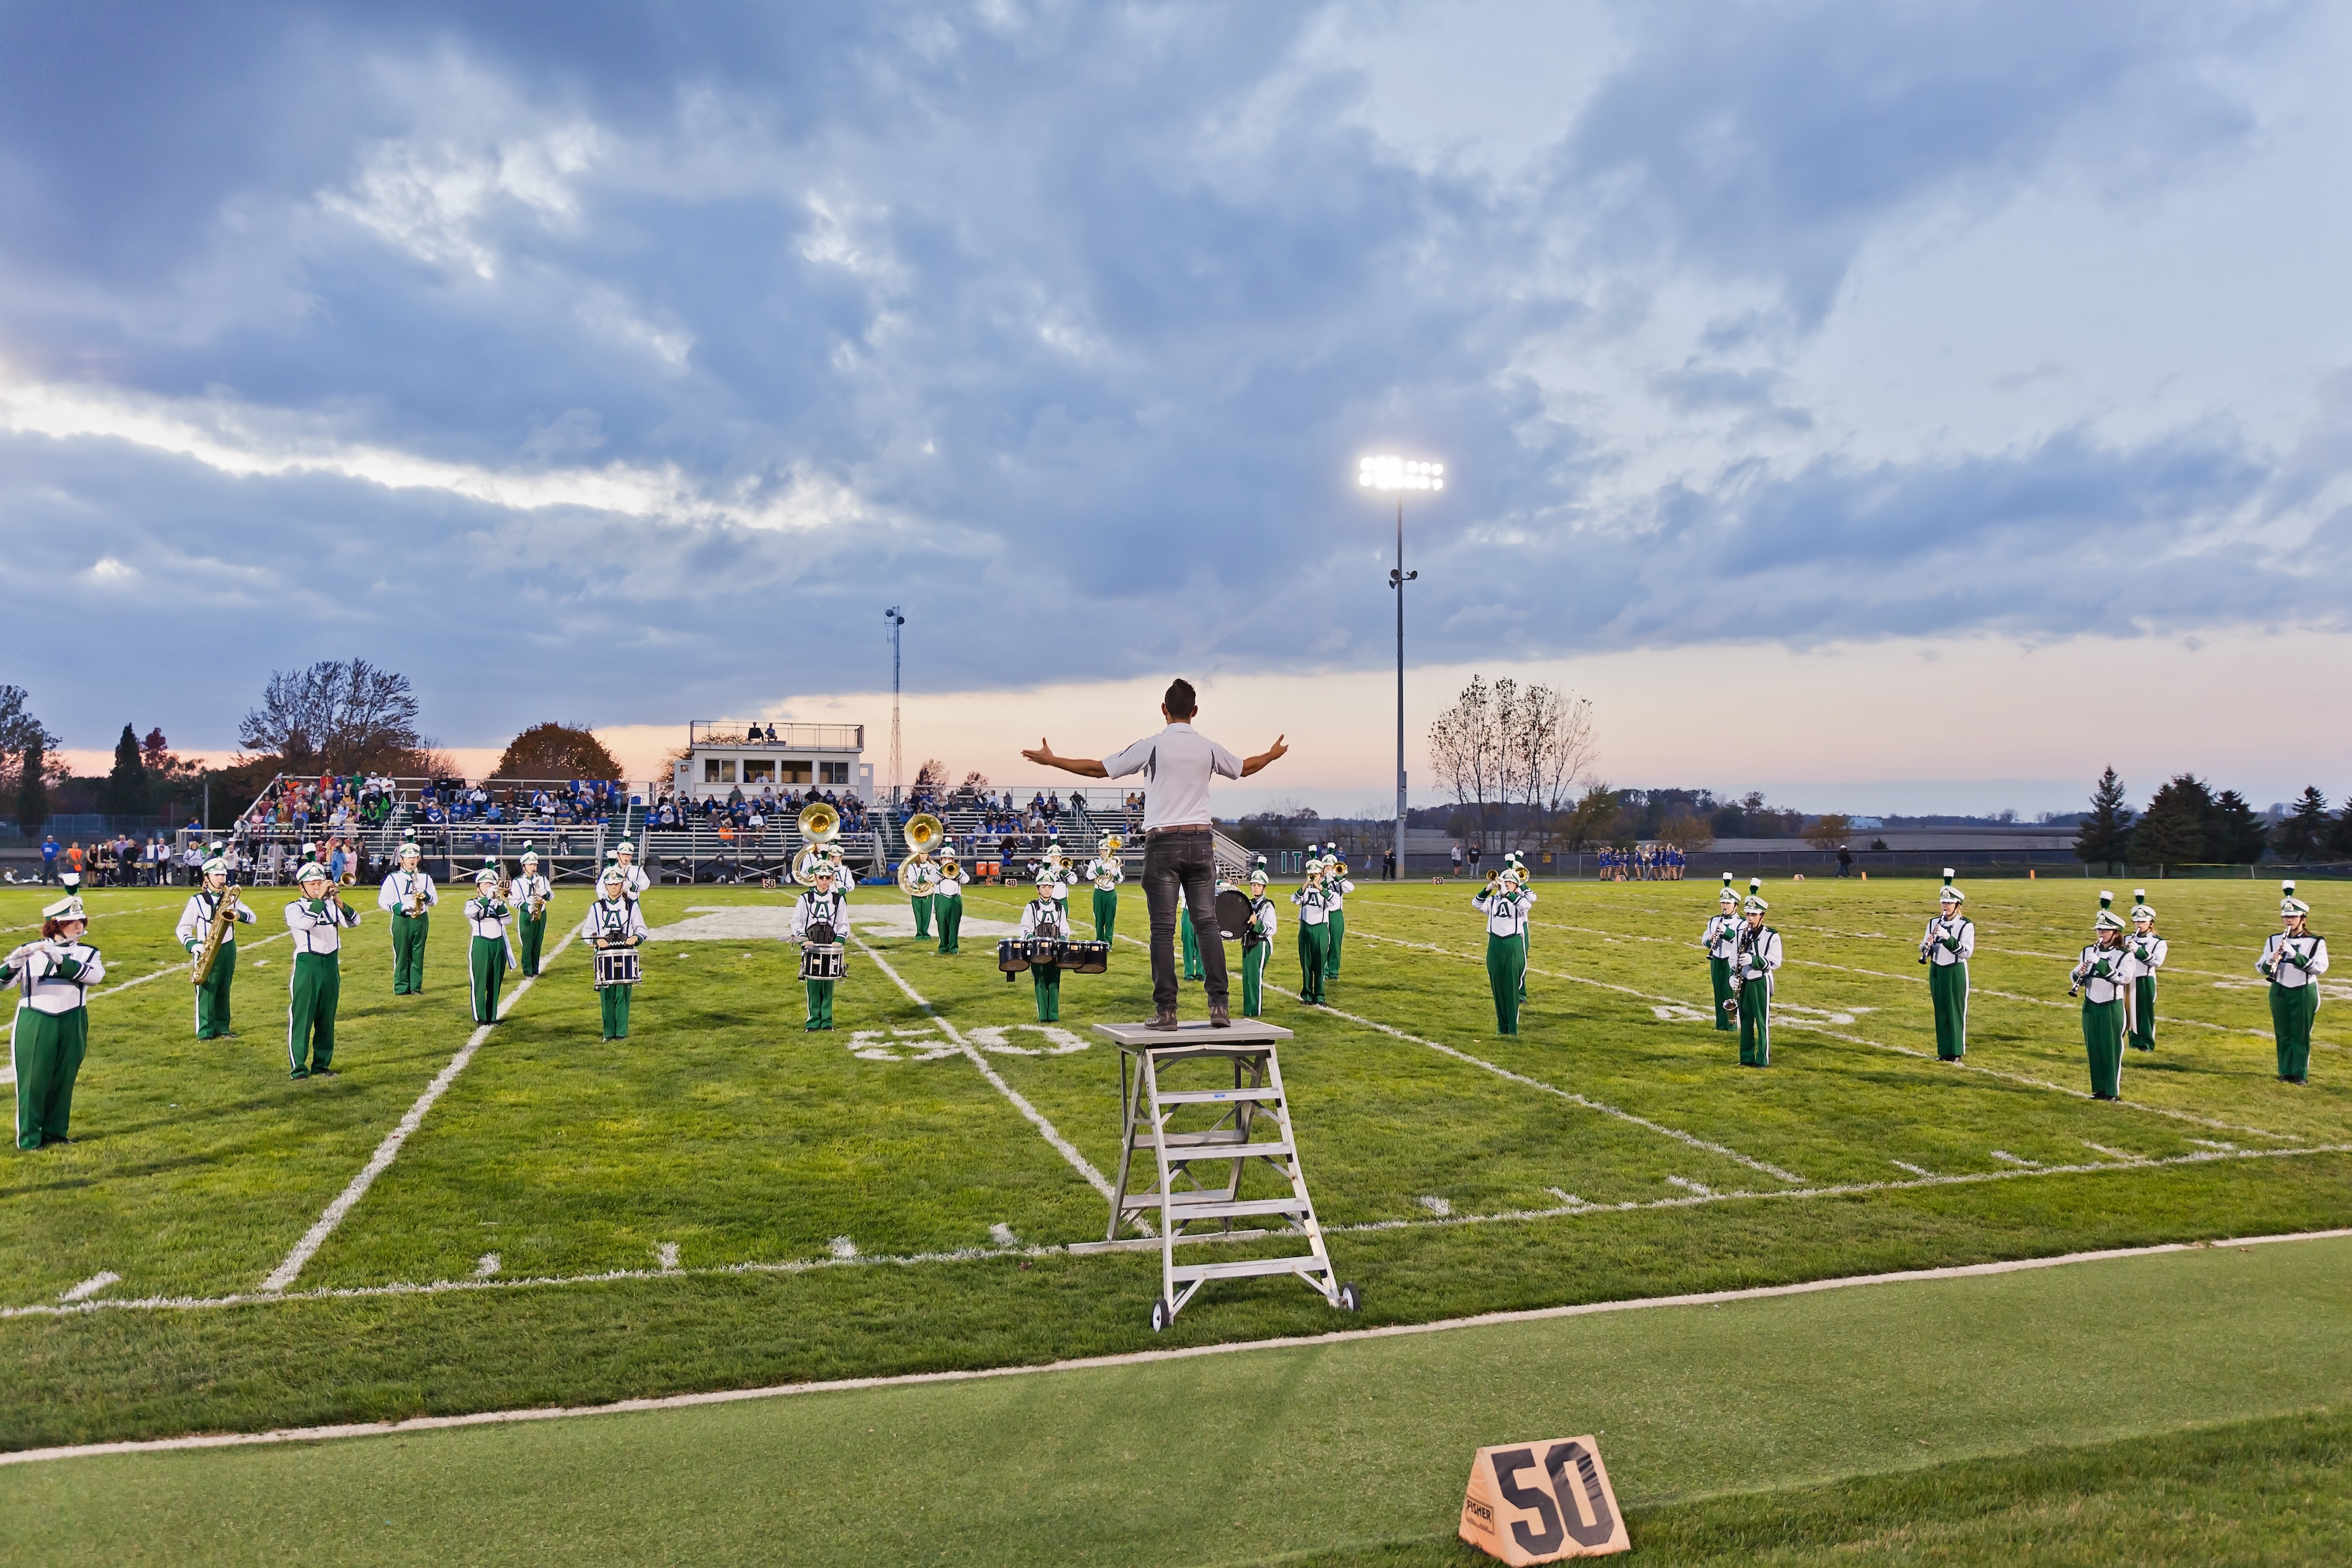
[16,743,48,834]
[2133,774,2213,866]
[2278,787,2330,862]
[2209,789,2267,865]
[99,722,149,817]
[2330,797,2352,860]
[2073,767,2135,871]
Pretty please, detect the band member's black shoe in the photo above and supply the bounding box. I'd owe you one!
[314,1068,340,1077]
[1209,1004,1230,1028]
[1146,1010,1179,1032]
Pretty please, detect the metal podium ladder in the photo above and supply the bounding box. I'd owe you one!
[1092,1021,1360,1331]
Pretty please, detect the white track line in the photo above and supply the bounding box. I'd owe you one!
[10,1224,2349,1469]
[8,1140,2349,1324]
[850,930,1115,1201]
[256,924,582,1293]
[57,1271,120,1303]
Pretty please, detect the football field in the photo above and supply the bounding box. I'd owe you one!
[3,872,2347,1558]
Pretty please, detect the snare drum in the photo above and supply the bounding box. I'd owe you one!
[1062,939,1109,974]
[996,938,1032,975]
[800,943,846,981]
[593,947,642,988]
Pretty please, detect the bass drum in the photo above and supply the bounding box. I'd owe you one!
[1214,888,1254,941]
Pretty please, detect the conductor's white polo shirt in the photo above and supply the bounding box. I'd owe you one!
[1100,723,1243,832]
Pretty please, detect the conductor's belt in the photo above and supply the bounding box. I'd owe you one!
[1143,825,1212,839]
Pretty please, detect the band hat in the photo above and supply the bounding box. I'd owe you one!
[474,868,500,885]
[1719,872,1739,905]
[599,866,627,887]
[1743,894,1769,913]
[202,857,229,876]
[58,871,81,888]
[519,844,539,864]
[41,894,86,922]
[1938,870,1963,904]
[295,862,329,883]
[2095,909,2128,932]
[2281,877,2310,918]
[2130,887,2156,921]
[399,840,421,858]
[1249,868,1269,885]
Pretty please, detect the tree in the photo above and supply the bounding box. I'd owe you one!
[1560,783,1620,849]
[1428,676,1505,853]
[960,770,991,794]
[16,742,50,834]
[0,686,61,834]
[2278,787,2331,863]
[2209,789,2268,866]
[491,723,622,781]
[913,759,949,796]
[2073,768,2136,872]
[1806,812,1855,851]
[1658,810,1715,853]
[238,659,423,772]
[2133,774,2213,867]
[99,723,149,816]
[1512,685,1598,850]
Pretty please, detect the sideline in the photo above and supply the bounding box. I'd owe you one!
[257,924,583,1292]
[8,1226,2347,1469]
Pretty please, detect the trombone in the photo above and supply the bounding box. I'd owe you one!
[897,813,945,896]
[792,800,843,886]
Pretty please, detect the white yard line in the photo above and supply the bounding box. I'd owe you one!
[8,1223,2350,1468]
[849,930,1117,1202]
[1348,924,2298,1145]
[256,924,582,1293]
[7,1141,2350,1328]
[0,902,176,935]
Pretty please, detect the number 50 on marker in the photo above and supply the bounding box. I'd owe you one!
[1458,1436,1629,1563]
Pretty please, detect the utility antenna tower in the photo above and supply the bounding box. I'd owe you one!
[885,605,906,805]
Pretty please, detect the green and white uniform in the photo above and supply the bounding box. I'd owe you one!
[2123,902,2166,1053]
[905,857,938,940]
[2259,930,2328,1085]
[510,863,553,976]
[1019,888,1071,1023]
[1290,881,1331,1005]
[1179,884,1204,981]
[6,927,105,1148]
[1239,882,1278,1017]
[284,890,361,1077]
[463,884,518,1025]
[175,882,257,1039]
[934,863,968,955]
[1083,853,1124,944]
[793,885,849,1030]
[1921,911,1974,1060]
[1702,903,1739,1033]
[2070,938,2131,1100]
[584,893,649,1040]
[1473,880,1536,1036]
[1729,912,1782,1067]
[1322,861,1355,985]
[377,864,438,994]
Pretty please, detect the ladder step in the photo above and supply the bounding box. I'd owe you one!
[1143,1136,1293,1158]
[1154,1087,1283,1105]
[1164,1197,1312,1221]
[1169,1255,1331,1284]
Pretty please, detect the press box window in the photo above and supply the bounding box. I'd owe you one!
[820,761,851,785]
[780,761,813,784]
[704,759,736,784]
[742,760,776,784]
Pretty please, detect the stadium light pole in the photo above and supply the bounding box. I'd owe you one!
[1359,454,1443,881]
[885,606,906,809]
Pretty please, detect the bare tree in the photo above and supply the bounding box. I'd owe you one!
[238,659,423,772]
[1805,812,1854,851]
[1427,676,1503,853]
[1516,685,1597,849]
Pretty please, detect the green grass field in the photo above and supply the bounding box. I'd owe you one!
[3,872,2347,1558]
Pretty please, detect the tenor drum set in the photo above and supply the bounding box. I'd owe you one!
[995,938,1111,977]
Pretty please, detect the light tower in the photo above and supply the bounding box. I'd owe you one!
[885,605,906,806]
[1358,453,1444,880]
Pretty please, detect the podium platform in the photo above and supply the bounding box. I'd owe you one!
[1089,1019,1356,1331]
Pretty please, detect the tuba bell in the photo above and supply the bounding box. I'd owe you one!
[1098,831,1123,858]
[898,813,945,896]
[794,800,843,886]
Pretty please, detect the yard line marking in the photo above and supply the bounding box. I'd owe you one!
[256,924,582,1293]
[57,1271,120,1303]
[989,1223,1019,1247]
[0,902,176,934]
[851,932,1117,1203]
[1889,1160,1936,1177]
[2082,1143,2141,1162]
[828,1237,858,1260]
[1348,924,2298,1145]
[4,932,294,1041]
[474,1254,500,1277]
[8,1143,2351,1326]
[654,1243,680,1271]
[1989,1149,2041,1168]
[1416,1196,1452,1217]
[1663,1175,1712,1196]
[10,1224,2352,1469]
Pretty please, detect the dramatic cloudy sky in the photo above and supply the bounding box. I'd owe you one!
[5,1,2348,813]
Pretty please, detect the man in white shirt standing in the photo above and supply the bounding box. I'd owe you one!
[1024,678,1287,1029]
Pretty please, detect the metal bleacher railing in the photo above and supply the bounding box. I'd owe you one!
[189,776,640,886]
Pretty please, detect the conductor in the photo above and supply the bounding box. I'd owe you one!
[1024,679,1287,1029]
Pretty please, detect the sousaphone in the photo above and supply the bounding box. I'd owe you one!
[898,813,945,896]
[792,799,843,886]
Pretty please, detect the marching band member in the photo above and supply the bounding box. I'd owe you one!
[176,855,257,1039]
[1702,874,1740,1032]
[1290,866,1331,1006]
[285,860,361,1079]
[612,841,652,898]
[377,837,437,995]
[1083,835,1125,943]
[1240,861,1278,1018]
[511,845,553,976]
[463,868,519,1026]
[792,862,850,1031]
[1919,870,1974,1061]
[1726,890,1782,1067]
[2068,894,2131,1101]
[5,894,105,1148]
[1473,864,1537,1036]
[1019,870,1072,1022]
[934,849,968,955]
[2259,881,2329,1085]
[1503,852,1530,999]
[585,866,649,1041]
[1320,847,1355,987]
[1179,882,1205,981]
[2123,890,2166,1053]
[905,846,938,941]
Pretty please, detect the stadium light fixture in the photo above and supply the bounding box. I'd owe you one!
[1360,453,1445,881]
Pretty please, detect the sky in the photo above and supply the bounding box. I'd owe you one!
[4,1,2349,817]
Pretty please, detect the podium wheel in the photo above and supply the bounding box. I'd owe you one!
[1337,1281,1362,1313]
[1150,1297,1173,1333]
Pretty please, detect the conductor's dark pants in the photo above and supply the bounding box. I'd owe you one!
[1143,828,1226,1014]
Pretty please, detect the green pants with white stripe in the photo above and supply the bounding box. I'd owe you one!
[2130,975,2157,1052]
[804,979,834,1030]
[1092,888,1117,944]
[1296,924,1328,1005]
[517,912,547,976]
[194,941,237,1039]
[390,911,429,994]
[287,950,340,1076]
[911,894,933,939]
[1182,914,1203,980]
[601,982,634,1039]
[469,934,508,1024]
[1324,907,1345,980]
[2082,996,2125,1098]
[1738,981,1771,1066]
[1242,939,1267,1017]
[1031,965,1061,1022]
[936,896,962,954]
[1486,932,1526,1035]
[2271,983,2317,1082]
[1929,960,1968,1059]
[1708,956,1733,1031]
[14,1005,88,1148]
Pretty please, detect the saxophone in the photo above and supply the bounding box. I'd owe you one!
[193,885,240,985]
